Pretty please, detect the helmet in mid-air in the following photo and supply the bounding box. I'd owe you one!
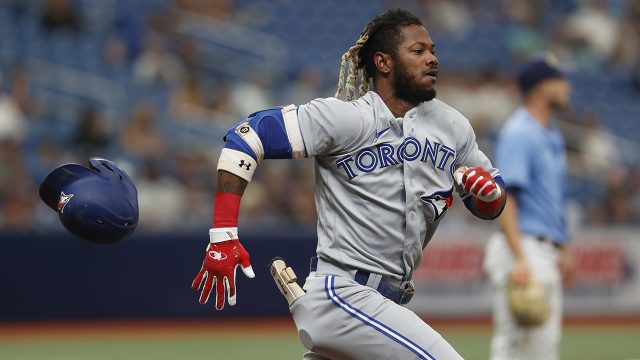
[39,158,139,244]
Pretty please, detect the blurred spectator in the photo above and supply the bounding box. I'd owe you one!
[253,162,293,221]
[170,75,210,122]
[559,110,621,178]
[615,0,640,91]
[133,33,187,86]
[40,0,82,33]
[504,1,547,61]
[575,116,619,176]
[634,58,640,92]
[175,37,201,73]
[435,71,477,122]
[182,180,212,227]
[231,74,273,117]
[436,69,517,143]
[590,166,634,224]
[389,0,473,38]
[135,160,186,230]
[207,81,238,124]
[287,162,316,224]
[121,100,167,160]
[1,186,37,229]
[71,106,112,158]
[0,66,36,143]
[631,169,640,222]
[0,139,36,229]
[103,34,130,75]
[282,66,325,106]
[465,68,519,134]
[503,0,543,28]
[423,0,473,38]
[29,138,71,183]
[175,0,235,20]
[613,1,640,66]
[172,150,217,226]
[562,1,619,64]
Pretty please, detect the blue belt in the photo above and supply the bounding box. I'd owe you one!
[310,257,415,305]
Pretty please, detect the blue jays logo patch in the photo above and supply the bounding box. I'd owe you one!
[420,187,453,221]
[57,191,74,213]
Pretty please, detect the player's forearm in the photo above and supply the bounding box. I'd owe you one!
[209,170,248,239]
[217,170,248,195]
[498,194,525,261]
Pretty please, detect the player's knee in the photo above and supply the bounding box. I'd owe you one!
[289,295,317,351]
[297,328,314,350]
[289,295,334,353]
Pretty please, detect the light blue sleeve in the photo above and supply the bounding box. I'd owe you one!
[296,97,368,156]
[495,129,534,191]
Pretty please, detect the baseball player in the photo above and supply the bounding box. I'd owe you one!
[483,56,575,360]
[192,9,507,360]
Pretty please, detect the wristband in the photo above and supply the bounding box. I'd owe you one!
[209,227,238,243]
[212,192,241,227]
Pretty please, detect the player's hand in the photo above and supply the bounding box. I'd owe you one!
[510,258,531,286]
[455,166,501,202]
[192,240,255,310]
[559,246,576,287]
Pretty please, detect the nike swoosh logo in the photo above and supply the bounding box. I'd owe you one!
[374,127,390,139]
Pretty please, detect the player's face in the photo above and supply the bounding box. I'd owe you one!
[544,78,571,111]
[392,25,439,104]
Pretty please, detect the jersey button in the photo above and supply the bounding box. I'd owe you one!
[410,214,415,221]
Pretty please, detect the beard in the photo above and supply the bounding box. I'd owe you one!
[549,96,570,112]
[393,62,437,104]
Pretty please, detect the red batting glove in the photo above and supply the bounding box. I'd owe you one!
[456,166,502,202]
[192,239,255,310]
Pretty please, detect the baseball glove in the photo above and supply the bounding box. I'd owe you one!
[507,276,550,326]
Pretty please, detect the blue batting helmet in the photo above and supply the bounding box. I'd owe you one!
[39,158,139,244]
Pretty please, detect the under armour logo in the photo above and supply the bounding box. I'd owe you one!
[208,250,228,261]
[239,160,251,170]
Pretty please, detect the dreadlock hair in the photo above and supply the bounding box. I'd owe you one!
[335,9,423,101]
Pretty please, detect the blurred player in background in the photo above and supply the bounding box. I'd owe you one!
[192,9,507,359]
[484,56,576,360]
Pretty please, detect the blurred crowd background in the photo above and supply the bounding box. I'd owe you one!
[0,0,639,233]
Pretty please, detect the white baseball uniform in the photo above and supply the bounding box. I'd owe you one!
[220,91,503,359]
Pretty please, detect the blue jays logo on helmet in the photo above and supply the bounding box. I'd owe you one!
[39,158,139,244]
[57,192,73,213]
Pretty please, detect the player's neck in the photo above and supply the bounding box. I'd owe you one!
[377,90,418,118]
[524,101,553,127]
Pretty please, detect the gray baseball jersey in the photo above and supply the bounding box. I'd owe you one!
[296,91,499,280]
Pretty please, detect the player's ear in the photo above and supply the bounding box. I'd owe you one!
[374,52,392,76]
